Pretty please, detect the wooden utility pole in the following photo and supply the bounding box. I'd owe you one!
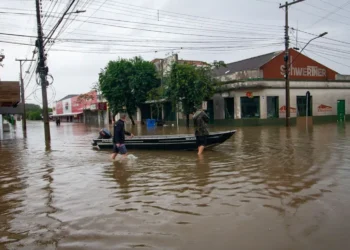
[15,59,35,132]
[35,0,51,144]
[279,0,304,127]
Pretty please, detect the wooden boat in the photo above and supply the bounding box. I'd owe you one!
[91,130,236,151]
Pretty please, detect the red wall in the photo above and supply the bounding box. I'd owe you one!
[71,90,98,113]
[56,101,63,114]
[261,49,337,81]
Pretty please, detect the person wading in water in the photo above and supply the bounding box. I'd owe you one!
[193,107,209,156]
[111,113,134,160]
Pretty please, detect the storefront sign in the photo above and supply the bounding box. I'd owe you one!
[90,104,97,110]
[0,81,20,106]
[279,105,297,113]
[98,102,107,110]
[280,64,327,78]
[318,104,332,112]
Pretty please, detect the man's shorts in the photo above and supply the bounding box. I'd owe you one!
[196,136,207,147]
[113,144,127,155]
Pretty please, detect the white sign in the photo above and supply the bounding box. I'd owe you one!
[280,56,327,77]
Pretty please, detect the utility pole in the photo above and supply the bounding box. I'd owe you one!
[15,59,35,133]
[280,0,304,127]
[35,0,51,144]
[35,0,51,146]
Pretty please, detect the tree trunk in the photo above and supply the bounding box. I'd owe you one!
[186,113,190,128]
[128,111,136,125]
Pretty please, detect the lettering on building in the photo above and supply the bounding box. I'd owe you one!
[280,56,327,78]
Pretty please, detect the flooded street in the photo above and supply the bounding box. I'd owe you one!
[1,121,350,250]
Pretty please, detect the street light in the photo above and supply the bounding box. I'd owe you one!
[290,32,328,66]
[66,10,86,14]
[285,31,327,127]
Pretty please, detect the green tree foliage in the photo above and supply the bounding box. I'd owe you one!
[28,110,42,120]
[165,61,225,127]
[147,86,165,120]
[99,56,159,125]
[25,103,42,120]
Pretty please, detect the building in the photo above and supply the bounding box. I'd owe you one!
[52,90,109,125]
[151,55,207,77]
[141,55,207,123]
[0,51,23,131]
[208,48,350,126]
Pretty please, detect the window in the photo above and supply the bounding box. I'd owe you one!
[241,96,260,118]
[224,97,234,119]
[297,96,312,116]
[267,96,279,118]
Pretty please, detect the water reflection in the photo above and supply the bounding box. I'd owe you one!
[1,121,350,249]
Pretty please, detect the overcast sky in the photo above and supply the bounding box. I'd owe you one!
[1,0,349,107]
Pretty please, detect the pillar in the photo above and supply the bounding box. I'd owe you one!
[260,95,267,119]
[137,107,141,123]
[234,95,241,119]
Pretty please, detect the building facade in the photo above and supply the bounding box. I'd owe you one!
[52,90,109,125]
[208,49,350,126]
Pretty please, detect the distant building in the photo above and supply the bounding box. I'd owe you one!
[210,48,350,125]
[139,55,208,123]
[52,91,109,125]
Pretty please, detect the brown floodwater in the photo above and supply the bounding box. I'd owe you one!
[1,121,350,250]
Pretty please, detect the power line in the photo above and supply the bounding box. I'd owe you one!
[308,0,350,28]
[291,28,350,46]
[291,6,350,27]
[98,0,281,28]
[44,0,77,46]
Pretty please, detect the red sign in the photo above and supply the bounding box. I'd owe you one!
[56,101,63,114]
[318,104,332,112]
[279,105,297,113]
[262,49,337,81]
[246,92,254,98]
[98,102,107,110]
[71,90,97,113]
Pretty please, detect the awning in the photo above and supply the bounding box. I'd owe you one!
[50,112,83,117]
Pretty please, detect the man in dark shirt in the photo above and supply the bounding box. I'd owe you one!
[111,113,134,160]
[193,108,209,155]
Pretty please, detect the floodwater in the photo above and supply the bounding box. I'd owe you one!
[1,121,350,250]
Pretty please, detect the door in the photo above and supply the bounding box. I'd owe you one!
[207,100,214,124]
[297,96,312,116]
[337,100,345,122]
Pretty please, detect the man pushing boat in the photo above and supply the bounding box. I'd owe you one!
[193,107,210,156]
[111,113,134,160]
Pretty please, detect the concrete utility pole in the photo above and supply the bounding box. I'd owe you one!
[35,0,51,144]
[15,58,35,133]
[279,0,305,127]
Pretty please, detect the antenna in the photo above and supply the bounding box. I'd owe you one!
[296,21,299,48]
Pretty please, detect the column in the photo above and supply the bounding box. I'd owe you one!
[136,107,142,123]
[234,95,241,119]
[260,95,267,119]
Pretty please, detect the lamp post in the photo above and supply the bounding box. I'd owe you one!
[67,10,86,14]
[285,31,327,127]
[290,32,328,65]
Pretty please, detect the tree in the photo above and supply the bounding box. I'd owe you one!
[165,61,225,127]
[76,92,95,110]
[25,103,42,120]
[147,86,165,120]
[99,56,159,125]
